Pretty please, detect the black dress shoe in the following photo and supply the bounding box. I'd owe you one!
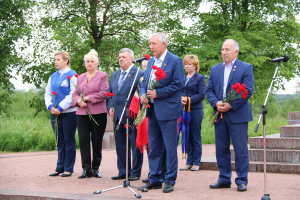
[93,170,102,178]
[111,174,126,180]
[128,176,140,181]
[138,181,162,190]
[142,178,149,183]
[61,172,72,177]
[78,170,92,179]
[163,181,173,193]
[49,172,61,176]
[237,183,247,191]
[209,181,231,189]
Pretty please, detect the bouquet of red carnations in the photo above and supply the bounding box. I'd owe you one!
[209,82,248,127]
[134,65,166,125]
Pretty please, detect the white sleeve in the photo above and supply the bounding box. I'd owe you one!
[44,77,53,110]
[58,76,77,110]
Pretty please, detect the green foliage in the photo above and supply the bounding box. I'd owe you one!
[0,0,32,113]
[0,90,79,152]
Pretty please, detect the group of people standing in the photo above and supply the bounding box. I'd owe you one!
[45,32,254,193]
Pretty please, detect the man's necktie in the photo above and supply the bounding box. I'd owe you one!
[118,72,126,91]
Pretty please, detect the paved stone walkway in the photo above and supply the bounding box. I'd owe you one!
[0,145,299,200]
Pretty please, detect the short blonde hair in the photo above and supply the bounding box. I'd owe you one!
[183,54,200,72]
[55,51,70,66]
[84,49,99,64]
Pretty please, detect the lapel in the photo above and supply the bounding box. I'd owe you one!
[161,51,170,71]
[186,72,198,87]
[112,70,121,93]
[226,59,239,89]
[118,66,137,93]
[145,59,155,87]
[219,64,224,92]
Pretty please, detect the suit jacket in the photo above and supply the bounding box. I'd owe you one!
[106,66,144,125]
[72,71,108,115]
[181,72,206,110]
[206,58,254,124]
[140,51,184,120]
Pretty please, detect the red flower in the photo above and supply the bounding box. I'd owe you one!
[67,75,71,79]
[242,93,247,99]
[156,76,162,81]
[74,74,79,77]
[124,124,128,129]
[152,65,158,70]
[106,92,110,97]
[109,93,114,97]
[236,88,242,93]
[52,92,57,96]
[241,83,246,88]
[232,85,237,90]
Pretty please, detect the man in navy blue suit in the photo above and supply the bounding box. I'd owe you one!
[207,39,254,192]
[139,32,184,193]
[106,48,144,181]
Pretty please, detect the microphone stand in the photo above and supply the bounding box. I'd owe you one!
[255,62,282,200]
[93,61,145,198]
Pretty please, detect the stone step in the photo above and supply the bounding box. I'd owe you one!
[230,148,300,163]
[250,133,300,149]
[280,124,300,137]
[200,157,300,173]
[288,112,300,125]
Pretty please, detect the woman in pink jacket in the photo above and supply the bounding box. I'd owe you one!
[72,49,108,179]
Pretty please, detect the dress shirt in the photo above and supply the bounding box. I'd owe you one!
[223,58,236,98]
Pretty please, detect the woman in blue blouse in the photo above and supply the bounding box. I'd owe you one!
[180,55,206,171]
[45,51,77,177]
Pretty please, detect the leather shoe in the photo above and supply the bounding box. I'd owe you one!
[49,172,61,176]
[237,183,247,191]
[78,170,92,179]
[163,181,173,193]
[93,170,102,178]
[191,166,200,171]
[128,176,140,181]
[142,178,149,183]
[111,174,126,180]
[180,165,192,171]
[61,172,72,177]
[138,181,162,190]
[209,181,231,189]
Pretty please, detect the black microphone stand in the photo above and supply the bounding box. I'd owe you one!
[93,61,145,198]
[255,62,282,200]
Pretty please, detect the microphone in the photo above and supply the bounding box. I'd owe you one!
[132,54,151,63]
[271,55,289,63]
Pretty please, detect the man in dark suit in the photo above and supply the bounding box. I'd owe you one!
[139,32,184,193]
[106,48,144,181]
[206,39,254,192]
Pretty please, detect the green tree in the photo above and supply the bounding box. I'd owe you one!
[0,0,31,112]
[175,0,300,102]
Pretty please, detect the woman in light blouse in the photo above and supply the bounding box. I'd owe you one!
[180,55,206,171]
[72,49,108,179]
[45,51,77,177]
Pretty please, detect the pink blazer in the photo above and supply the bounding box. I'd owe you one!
[72,71,108,115]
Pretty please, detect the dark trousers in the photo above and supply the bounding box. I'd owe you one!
[186,109,203,166]
[215,113,249,186]
[77,113,107,171]
[147,146,167,180]
[50,112,77,173]
[148,106,178,186]
[115,120,143,177]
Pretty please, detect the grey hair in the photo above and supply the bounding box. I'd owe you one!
[84,49,99,64]
[119,48,134,58]
[225,39,239,50]
[150,32,168,46]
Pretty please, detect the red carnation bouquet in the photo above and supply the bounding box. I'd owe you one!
[209,82,248,127]
[68,74,99,125]
[134,65,166,125]
[106,92,115,112]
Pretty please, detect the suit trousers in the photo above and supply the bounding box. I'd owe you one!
[115,120,143,177]
[215,112,249,185]
[50,112,77,173]
[148,104,178,186]
[77,113,107,171]
[186,108,203,166]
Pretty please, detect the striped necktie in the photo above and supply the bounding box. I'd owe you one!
[118,72,126,91]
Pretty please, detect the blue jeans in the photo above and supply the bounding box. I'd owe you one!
[186,108,203,166]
